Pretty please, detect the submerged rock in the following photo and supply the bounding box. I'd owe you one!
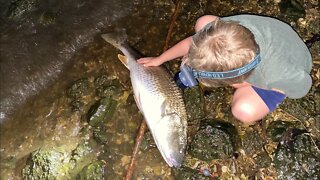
[22,141,98,180]
[70,143,94,166]
[22,148,71,179]
[38,11,57,26]
[87,97,117,127]
[94,75,124,99]
[92,125,112,145]
[188,119,239,161]
[76,161,105,180]
[274,128,320,179]
[6,0,39,19]
[173,166,208,180]
[67,78,90,99]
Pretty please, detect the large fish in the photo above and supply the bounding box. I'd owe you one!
[101,32,187,167]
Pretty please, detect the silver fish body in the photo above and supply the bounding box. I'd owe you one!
[101,33,187,167]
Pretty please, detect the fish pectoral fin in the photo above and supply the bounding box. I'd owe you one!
[159,113,181,128]
[133,93,142,112]
[118,54,129,69]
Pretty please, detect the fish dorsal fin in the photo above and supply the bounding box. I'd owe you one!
[117,54,129,69]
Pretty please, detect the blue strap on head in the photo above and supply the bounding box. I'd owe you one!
[193,54,261,79]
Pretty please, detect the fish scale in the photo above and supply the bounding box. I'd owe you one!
[101,33,188,167]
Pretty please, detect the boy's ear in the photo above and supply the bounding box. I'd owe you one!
[195,15,219,32]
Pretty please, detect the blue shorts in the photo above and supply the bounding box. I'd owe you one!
[252,86,286,112]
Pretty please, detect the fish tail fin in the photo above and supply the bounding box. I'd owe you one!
[101,29,127,48]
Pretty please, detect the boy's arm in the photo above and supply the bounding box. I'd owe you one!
[138,36,192,66]
[138,15,218,67]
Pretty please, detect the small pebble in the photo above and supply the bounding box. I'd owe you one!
[222,166,228,173]
[202,169,211,176]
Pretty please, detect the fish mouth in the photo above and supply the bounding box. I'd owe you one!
[151,113,187,167]
[162,150,185,167]
[155,133,186,167]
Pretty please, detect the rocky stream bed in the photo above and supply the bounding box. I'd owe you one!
[0,0,319,179]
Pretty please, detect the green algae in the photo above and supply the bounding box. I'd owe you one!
[76,161,106,180]
[87,97,117,127]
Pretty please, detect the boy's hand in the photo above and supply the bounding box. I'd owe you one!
[137,57,164,67]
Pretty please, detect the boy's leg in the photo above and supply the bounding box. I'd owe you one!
[231,86,273,124]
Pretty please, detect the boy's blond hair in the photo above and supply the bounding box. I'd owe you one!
[184,19,259,87]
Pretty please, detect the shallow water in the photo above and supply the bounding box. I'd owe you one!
[0,0,175,178]
[0,0,132,122]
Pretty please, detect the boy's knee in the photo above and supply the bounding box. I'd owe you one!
[231,102,261,124]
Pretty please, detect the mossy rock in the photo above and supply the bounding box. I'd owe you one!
[76,161,105,180]
[274,129,320,179]
[241,127,265,156]
[188,119,239,161]
[92,125,112,144]
[87,97,117,127]
[22,148,70,179]
[67,78,90,99]
[94,75,123,99]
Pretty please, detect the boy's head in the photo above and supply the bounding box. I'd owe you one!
[185,19,259,87]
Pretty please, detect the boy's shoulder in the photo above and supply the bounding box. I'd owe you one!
[221,14,290,27]
[221,14,312,99]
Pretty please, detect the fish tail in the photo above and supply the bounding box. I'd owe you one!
[101,29,127,48]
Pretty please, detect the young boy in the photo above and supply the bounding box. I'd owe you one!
[138,14,312,124]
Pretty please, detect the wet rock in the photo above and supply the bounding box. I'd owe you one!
[38,11,57,26]
[173,166,208,180]
[253,151,272,169]
[22,148,71,179]
[92,125,112,144]
[279,0,306,20]
[203,87,234,120]
[76,161,105,180]
[139,131,157,151]
[274,128,320,179]
[183,86,205,138]
[70,100,85,112]
[6,0,39,19]
[67,78,90,99]
[305,33,320,49]
[184,86,205,120]
[87,97,117,127]
[70,143,94,166]
[242,127,265,156]
[267,120,295,142]
[279,94,317,122]
[94,75,123,99]
[188,119,239,161]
